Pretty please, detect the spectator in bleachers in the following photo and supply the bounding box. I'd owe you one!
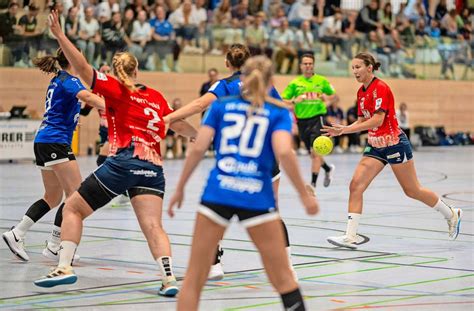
[211,0,232,53]
[287,0,313,28]
[193,0,208,50]
[150,5,175,71]
[355,0,382,35]
[169,0,199,52]
[269,5,286,30]
[0,2,23,66]
[396,102,410,141]
[18,4,42,67]
[248,0,263,16]
[244,11,272,58]
[78,6,100,64]
[320,8,344,61]
[231,0,249,25]
[101,11,128,63]
[341,10,360,59]
[404,0,427,24]
[124,0,149,18]
[435,0,448,21]
[272,17,296,74]
[367,30,390,75]
[294,19,314,60]
[65,6,80,44]
[440,9,460,39]
[63,0,84,20]
[381,2,394,34]
[149,0,170,18]
[129,9,152,69]
[122,7,135,38]
[429,19,442,39]
[396,13,415,47]
[96,0,120,23]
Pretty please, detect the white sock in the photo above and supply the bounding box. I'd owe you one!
[58,241,77,268]
[346,213,361,239]
[433,199,453,219]
[157,256,175,282]
[12,216,35,238]
[49,225,61,249]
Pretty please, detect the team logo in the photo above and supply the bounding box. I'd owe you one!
[51,153,57,159]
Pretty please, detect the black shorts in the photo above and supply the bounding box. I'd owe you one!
[34,143,76,170]
[297,115,327,151]
[200,201,279,228]
[271,160,281,182]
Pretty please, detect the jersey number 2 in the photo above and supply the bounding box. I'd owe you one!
[144,107,160,131]
[220,113,269,157]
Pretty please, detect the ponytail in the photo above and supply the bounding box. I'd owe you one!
[354,52,381,72]
[112,52,138,92]
[33,48,70,74]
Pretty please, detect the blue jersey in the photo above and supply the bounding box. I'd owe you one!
[201,96,292,211]
[208,71,282,100]
[35,71,86,144]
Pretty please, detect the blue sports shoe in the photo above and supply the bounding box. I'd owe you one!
[158,278,179,297]
[34,266,77,288]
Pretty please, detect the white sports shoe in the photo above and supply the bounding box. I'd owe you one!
[208,245,224,280]
[3,228,29,261]
[323,164,335,187]
[42,241,81,265]
[327,234,364,249]
[447,208,462,240]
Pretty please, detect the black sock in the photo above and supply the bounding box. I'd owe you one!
[25,199,51,222]
[54,203,65,227]
[96,155,107,166]
[322,162,331,172]
[213,245,224,265]
[311,173,318,186]
[281,288,305,311]
[281,219,290,247]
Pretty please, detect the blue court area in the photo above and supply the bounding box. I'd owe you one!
[0,147,473,310]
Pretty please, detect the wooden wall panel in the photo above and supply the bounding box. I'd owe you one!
[1,68,472,155]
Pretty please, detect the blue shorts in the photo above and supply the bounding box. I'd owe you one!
[363,133,413,165]
[93,146,165,197]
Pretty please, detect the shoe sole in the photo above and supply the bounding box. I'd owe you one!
[207,274,224,281]
[451,209,463,240]
[159,286,179,297]
[2,234,28,262]
[34,275,77,288]
[327,238,358,250]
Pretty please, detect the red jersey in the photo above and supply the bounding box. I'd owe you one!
[92,70,173,165]
[357,78,401,148]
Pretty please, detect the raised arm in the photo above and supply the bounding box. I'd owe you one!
[165,92,217,123]
[76,90,105,111]
[48,10,94,87]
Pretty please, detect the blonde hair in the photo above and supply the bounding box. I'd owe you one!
[112,52,138,92]
[241,56,289,115]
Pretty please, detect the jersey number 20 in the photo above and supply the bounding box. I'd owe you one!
[220,113,269,157]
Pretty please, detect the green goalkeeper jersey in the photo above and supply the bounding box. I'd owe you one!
[282,74,336,119]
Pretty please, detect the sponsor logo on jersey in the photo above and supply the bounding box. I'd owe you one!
[217,157,259,175]
[129,169,158,177]
[97,72,108,81]
[217,174,263,194]
[386,152,400,159]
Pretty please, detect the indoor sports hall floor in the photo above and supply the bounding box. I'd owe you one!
[1,146,473,310]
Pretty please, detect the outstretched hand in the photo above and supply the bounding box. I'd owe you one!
[321,123,345,137]
[167,189,184,218]
[48,10,63,38]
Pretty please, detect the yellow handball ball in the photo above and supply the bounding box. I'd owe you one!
[312,136,333,156]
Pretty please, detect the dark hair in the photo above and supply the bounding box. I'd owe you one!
[299,53,314,63]
[354,52,381,71]
[8,2,19,8]
[33,48,69,74]
[226,44,250,69]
